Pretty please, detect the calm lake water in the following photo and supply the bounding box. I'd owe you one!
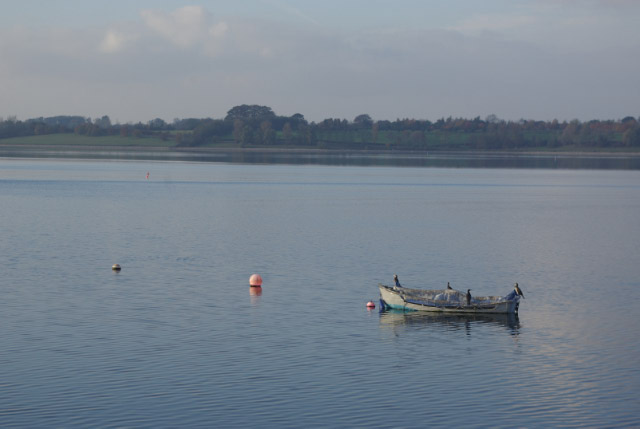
[1,157,639,428]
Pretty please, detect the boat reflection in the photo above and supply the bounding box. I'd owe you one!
[379,309,520,335]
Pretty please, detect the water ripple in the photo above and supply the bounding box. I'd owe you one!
[2,161,640,427]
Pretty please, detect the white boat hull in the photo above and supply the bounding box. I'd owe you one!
[379,284,519,314]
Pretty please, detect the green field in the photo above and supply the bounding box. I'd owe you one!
[0,133,176,147]
[2,130,638,153]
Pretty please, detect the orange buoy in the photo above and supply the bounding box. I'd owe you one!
[366,300,375,309]
[249,274,263,287]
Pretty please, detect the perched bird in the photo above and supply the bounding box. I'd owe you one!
[514,283,525,298]
[394,274,402,288]
[466,289,472,306]
[447,282,452,290]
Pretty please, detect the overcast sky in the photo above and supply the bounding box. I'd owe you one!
[1,0,638,123]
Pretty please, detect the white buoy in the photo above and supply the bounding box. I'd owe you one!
[112,264,121,271]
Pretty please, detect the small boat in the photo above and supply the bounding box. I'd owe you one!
[379,283,521,314]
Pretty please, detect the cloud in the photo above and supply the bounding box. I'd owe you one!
[1,3,638,123]
[446,2,640,53]
[100,29,131,53]
[140,5,228,52]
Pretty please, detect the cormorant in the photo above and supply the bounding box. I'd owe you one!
[394,274,402,288]
[514,282,525,298]
[447,282,452,290]
[466,289,472,306]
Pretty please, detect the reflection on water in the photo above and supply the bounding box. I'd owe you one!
[1,147,639,169]
[1,159,638,427]
[379,309,520,335]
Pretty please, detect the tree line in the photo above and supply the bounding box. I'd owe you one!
[1,105,639,150]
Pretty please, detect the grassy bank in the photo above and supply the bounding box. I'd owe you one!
[0,134,176,147]
[2,133,639,155]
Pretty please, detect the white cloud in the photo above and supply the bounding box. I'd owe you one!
[1,3,638,123]
[209,21,229,39]
[100,29,129,53]
[140,5,228,52]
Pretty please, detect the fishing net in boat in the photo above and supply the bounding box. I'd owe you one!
[394,287,510,306]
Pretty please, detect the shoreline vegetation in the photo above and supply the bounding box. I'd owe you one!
[1,105,639,157]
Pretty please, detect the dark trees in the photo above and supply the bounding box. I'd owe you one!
[1,108,638,151]
[225,105,275,122]
[353,114,373,128]
[190,119,233,146]
[623,124,640,147]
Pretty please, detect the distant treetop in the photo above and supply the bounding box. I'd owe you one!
[354,114,373,126]
[225,105,276,121]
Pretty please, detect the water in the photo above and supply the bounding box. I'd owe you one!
[2,147,640,170]
[1,158,639,427]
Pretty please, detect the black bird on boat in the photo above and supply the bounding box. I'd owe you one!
[466,289,472,306]
[447,282,452,290]
[394,274,402,288]
[514,283,525,298]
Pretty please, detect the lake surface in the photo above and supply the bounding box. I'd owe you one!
[1,158,639,428]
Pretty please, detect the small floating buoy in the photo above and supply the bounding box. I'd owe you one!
[249,274,263,287]
[112,264,121,271]
[366,300,375,309]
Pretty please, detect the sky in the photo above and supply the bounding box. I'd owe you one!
[1,0,639,123]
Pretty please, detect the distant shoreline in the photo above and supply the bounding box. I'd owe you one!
[3,143,640,170]
[2,143,640,158]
